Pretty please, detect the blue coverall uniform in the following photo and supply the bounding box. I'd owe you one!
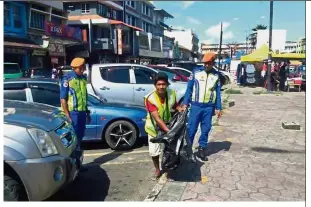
[183,67,222,148]
[60,70,88,149]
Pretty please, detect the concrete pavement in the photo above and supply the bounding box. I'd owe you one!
[48,144,157,201]
[150,87,305,201]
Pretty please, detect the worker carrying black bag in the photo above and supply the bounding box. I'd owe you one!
[150,109,196,172]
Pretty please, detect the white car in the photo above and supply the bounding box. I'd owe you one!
[87,63,187,106]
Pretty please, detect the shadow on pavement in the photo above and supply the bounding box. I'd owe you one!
[167,159,204,182]
[251,147,305,154]
[206,141,232,156]
[47,165,110,201]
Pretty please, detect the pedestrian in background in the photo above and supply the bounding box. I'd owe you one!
[144,72,184,180]
[181,52,222,161]
[60,58,91,155]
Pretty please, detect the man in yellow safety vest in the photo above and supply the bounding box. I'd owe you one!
[144,72,184,180]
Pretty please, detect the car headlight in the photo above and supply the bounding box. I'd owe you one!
[27,128,58,157]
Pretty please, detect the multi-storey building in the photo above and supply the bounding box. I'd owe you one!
[164,29,200,61]
[64,1,141,63]
[296,38,305,54]
[4,1,30,70]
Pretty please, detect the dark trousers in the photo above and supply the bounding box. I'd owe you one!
[70,111,87,150]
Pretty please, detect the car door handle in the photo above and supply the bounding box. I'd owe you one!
[100,86,110,90]
[136,87,145,91]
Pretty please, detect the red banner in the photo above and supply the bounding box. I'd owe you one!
[45,21,82,41]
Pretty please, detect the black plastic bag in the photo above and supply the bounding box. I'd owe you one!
[150,110,194,171]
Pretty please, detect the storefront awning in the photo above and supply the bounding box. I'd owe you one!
[272,53,305,59]
[4,36,44,49]
[240,44,269,62]
[109,20,143,31]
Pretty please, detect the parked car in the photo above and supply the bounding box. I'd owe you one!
[169,61,198,71]
[4,79,147,150]
[4,100,82,201]
[30,67,51,78]
[168,66,192,78]
[4,63,23,79]
[148,65,188,82]
[87,63,188,106]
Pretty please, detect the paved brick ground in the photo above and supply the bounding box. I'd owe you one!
[154,88,305,201]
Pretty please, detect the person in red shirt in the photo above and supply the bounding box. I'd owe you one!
[144,72,184,180]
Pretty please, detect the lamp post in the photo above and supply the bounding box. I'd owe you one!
[267,1,274,92]
[218,22,223,66]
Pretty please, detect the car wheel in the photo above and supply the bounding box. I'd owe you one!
[4,174,26,201]
[224,75,230,85]
[104,120,138,150]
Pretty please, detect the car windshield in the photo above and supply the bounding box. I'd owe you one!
[4,64,21,74]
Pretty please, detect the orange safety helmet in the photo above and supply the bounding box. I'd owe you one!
[202,52,216,63]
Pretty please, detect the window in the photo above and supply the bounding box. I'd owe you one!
[142,3,150,16]
[134,67,157,84]
[112,10,117,19]
[29,83,61,107]
[142,21,150,32]
[126,1,136,8]
[107,8,112,18]
[100,67,130,83]
[98,3,106,16]
[132,16,136,26]
[51,16,62,25]
[4,83,27,101]
[4,2,10,26]
[67,4,75,11]
[81,3,90,14]
[30,11,45,30]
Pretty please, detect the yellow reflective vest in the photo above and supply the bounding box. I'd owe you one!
[144,89,177,138]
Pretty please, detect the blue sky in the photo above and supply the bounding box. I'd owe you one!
[153,1,306,44]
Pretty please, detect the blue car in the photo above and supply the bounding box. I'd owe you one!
[4,79,147,150]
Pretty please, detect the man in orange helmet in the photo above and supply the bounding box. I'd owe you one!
[181,52,222,161]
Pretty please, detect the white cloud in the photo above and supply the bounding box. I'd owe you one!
[233,17,239,21]
[204,22,234,43]
[181,1,195,10]
[260,16,266,19]
[201,39,214,44]
[170,25,185,30]
[186,16,202,25]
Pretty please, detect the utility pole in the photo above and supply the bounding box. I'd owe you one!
[218,22,223,66]
[267,1,273,92]
[245,30,248,54]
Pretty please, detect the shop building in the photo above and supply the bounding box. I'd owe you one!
[4,1,32,71]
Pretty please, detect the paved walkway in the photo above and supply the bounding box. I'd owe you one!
[151,88,305,201]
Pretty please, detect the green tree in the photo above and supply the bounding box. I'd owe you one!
[248,24,267,48]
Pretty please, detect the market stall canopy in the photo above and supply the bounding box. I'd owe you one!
[271,53,305,60]
[241,44,269,62]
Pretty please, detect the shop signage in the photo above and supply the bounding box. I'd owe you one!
[51,57,59,64]
[117,29,122,55]
[45,21,82,41]
[49,43,65,57]
[33,50,47,56]
[4,47,27,55]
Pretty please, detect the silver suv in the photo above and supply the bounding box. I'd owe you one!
[4,100,83,201]
[88,63,188,106]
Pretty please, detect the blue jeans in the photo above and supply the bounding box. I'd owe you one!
[187,105,214,148]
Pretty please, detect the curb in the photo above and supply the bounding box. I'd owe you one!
[144,173,168,201]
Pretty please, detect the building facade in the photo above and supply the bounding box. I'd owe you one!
[164,29,199,62]
[4,1,30,70]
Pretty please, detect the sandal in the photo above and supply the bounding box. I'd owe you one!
[151,173,161,181]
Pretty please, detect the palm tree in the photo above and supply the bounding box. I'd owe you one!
[248,24,267,48]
